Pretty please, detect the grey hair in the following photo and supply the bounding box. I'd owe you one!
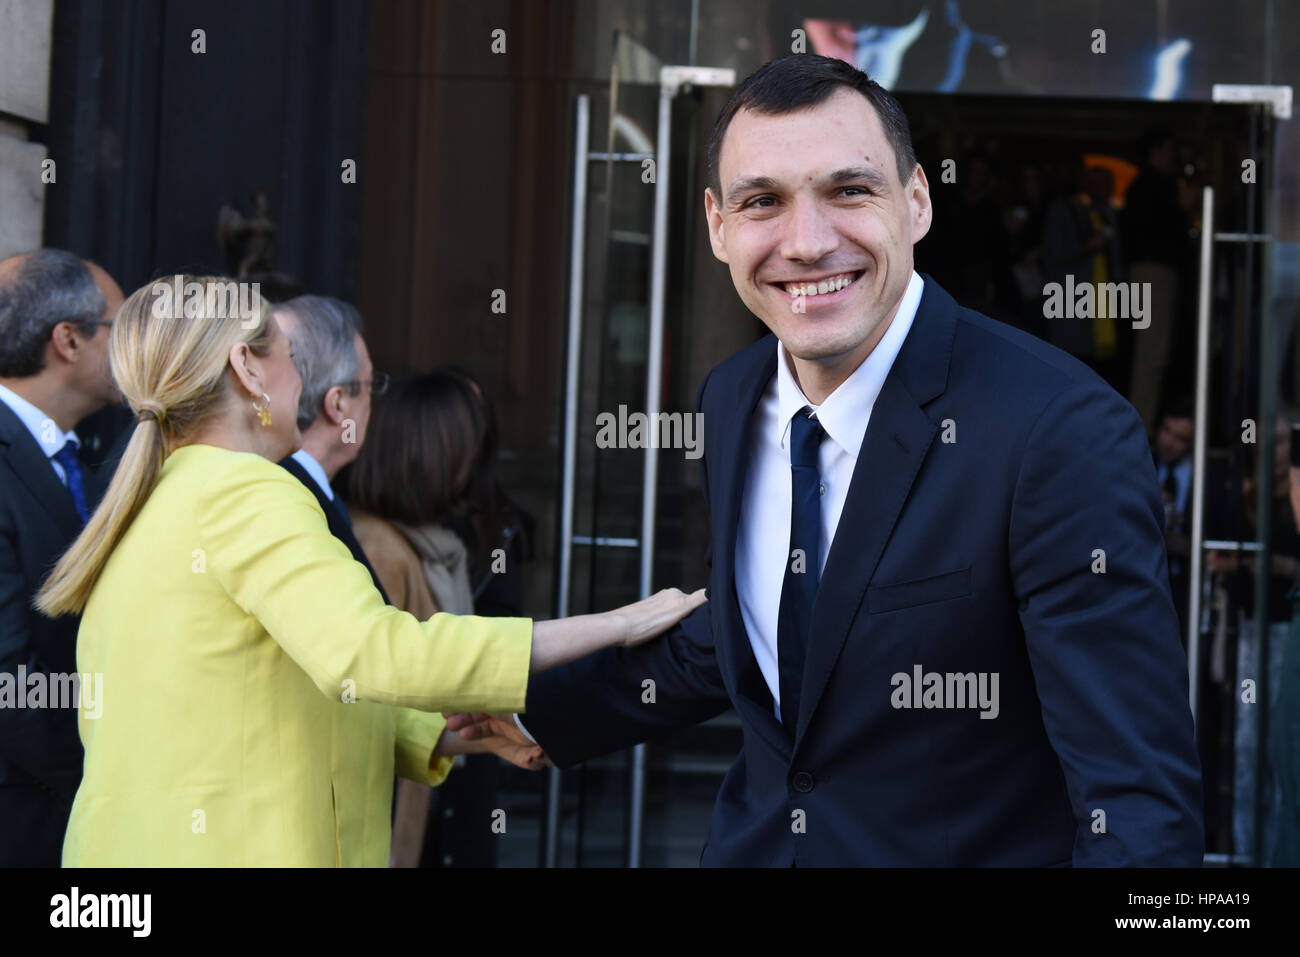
[0,249,107,377]
[275,295,364,431]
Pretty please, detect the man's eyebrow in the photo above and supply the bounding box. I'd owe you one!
[724,166,891,206]
[725,175,781,206]
[828,165,890,191]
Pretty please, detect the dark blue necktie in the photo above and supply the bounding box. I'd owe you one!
[777,407,825,732]
[52,440,89,523]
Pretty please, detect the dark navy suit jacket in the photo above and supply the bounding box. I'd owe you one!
[522,275,1204,866]
[277,456,389,605]
[0,402,120,866]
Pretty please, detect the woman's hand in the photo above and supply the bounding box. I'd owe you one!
[609,587,708,648]
[528,586,708,673]
[442,713,553,770]
[433,725,550,770]
[478,732,551,770]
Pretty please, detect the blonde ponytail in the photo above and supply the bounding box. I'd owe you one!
[35,276,274,616]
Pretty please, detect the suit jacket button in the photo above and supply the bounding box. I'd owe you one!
[792,771,814,793]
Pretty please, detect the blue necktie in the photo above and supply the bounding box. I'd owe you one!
[52,441,89,523]
[777,407,825,732]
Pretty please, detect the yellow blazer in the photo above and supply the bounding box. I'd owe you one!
[331,513,456,868]
[331,698,451,867]
[348,509,466,867]
[62,444,531,866]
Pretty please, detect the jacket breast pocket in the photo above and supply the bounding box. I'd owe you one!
[866,566,971,614]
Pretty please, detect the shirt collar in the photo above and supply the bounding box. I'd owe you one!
[776,269,924,458]
[290,448,335,501]
[0,382,79,459]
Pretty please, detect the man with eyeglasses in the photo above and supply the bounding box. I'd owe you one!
[274,295,388,594]
[0,248,125,866]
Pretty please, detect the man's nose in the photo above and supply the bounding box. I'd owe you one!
[779,196,839,264]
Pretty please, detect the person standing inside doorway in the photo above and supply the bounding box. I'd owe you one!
[1124,128,1190,434]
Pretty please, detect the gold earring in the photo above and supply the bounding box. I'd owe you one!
[252,392,272,428]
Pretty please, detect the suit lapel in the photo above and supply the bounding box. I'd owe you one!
[0,401,82,540]
[713,342,783,727]
[279,456,391,605]
[793,276,958,750]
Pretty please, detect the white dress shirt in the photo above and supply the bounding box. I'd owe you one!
[736,270,924,722]
[515,270,925,740]
[0,382,82,487]
[290,448,335,501]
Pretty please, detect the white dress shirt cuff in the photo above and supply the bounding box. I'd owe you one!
[512,713,538,744]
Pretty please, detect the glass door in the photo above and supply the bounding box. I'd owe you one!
[547,32,745,867]
[1189,97,1287,867]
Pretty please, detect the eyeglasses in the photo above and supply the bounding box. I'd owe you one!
[350,373,390,396]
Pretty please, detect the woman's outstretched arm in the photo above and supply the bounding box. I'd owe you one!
[529,587,707,673]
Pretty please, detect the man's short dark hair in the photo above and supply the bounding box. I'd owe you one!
[706,54,918,199]
[0,249,106,378]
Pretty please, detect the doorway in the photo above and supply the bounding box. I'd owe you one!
[546,80,1280,865]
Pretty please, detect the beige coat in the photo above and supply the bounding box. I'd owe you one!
[350,508,477,866]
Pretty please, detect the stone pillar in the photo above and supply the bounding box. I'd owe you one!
[0,0,53,259]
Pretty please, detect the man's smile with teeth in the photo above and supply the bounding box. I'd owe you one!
[781,271,861,297]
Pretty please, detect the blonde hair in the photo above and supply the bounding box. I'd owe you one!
[35,275,275,616]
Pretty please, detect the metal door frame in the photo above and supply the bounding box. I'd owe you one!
[1190,84,1289,866]
[553,64,734,868]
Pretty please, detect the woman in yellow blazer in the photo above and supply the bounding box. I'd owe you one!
[35,276,704,866]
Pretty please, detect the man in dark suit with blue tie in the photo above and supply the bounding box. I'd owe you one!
[453,54,1204,866]
[0,249,125,866]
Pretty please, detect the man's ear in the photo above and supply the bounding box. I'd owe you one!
[907,164,933,244]
[48,321,87,365]
[704,188,730,264]
[321,384,348,426]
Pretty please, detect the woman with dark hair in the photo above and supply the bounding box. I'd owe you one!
[344,373,486,631]
[419,365,537,866]
[343,370,525,865]
[435,363,535,618]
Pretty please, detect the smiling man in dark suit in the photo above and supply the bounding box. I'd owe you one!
[0,249,125,866]
[453,54,1204,866]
